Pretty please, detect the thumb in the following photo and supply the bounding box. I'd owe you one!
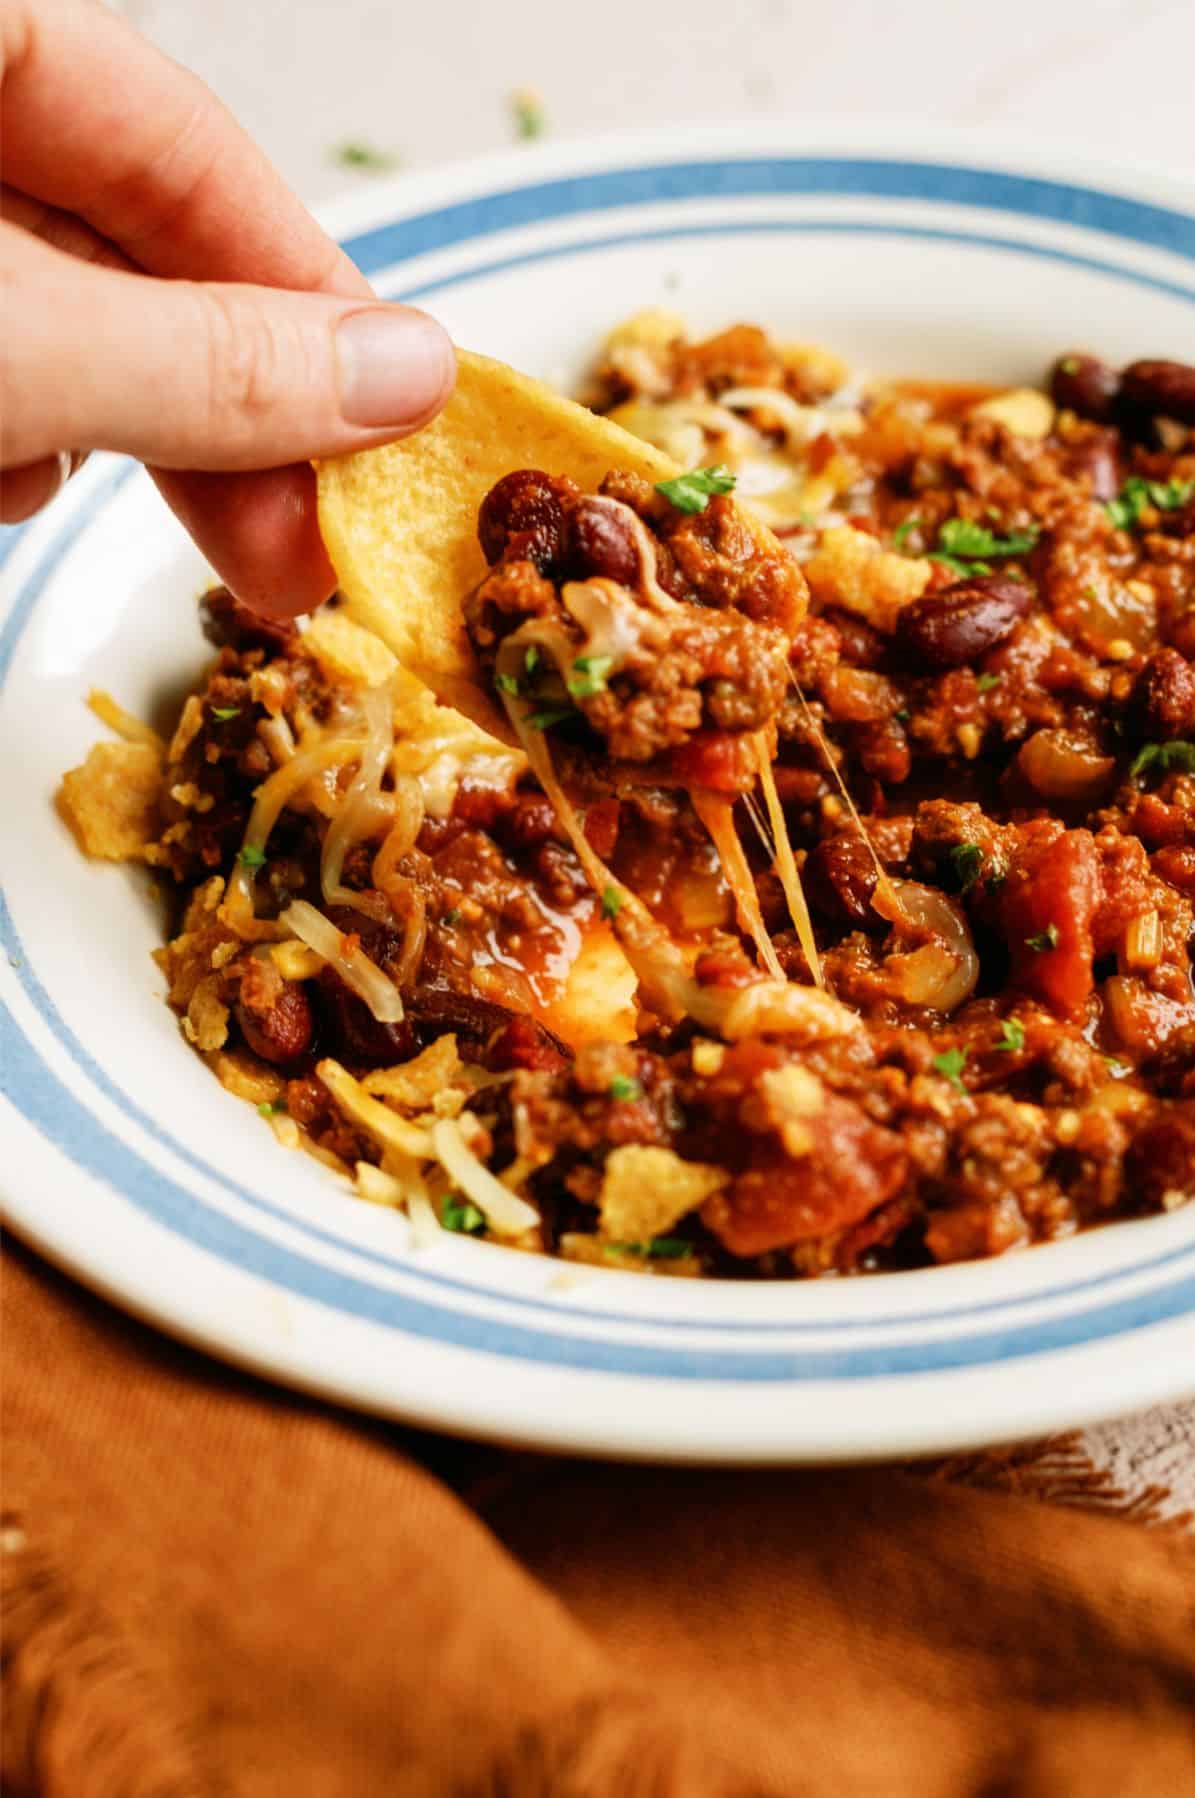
[1,227,455,471]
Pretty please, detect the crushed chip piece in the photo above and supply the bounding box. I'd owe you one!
[598,1144,728,1243]
[57,740,163,861]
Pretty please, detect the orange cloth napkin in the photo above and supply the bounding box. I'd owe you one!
[4,1238,1194,1797]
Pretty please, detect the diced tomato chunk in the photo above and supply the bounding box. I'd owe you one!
[1000,824,1101,1020]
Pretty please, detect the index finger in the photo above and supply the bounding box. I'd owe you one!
[0,0,370,296]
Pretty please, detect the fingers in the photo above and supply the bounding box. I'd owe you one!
[0,451,70,522]
[2,226,456,471]
[153,465,339,618]
[1,0,369,296]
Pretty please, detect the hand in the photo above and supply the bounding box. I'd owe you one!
[0,0,456,615]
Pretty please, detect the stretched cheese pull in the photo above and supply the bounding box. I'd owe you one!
[317,346,849,1014]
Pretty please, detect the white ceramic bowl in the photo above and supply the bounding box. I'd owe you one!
[3,122,1193,1461]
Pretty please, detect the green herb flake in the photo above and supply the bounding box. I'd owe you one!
[929,517,1039,575]
[511,88,546,141]
[332,140,401,172]
[495,671,521,696]
[893,707,910,723]
[654,465,737,515]
[1130,740,1195,783]
[932,1046,969,1093]
[442,908,462,928]
[605,1236,693,1261]
[892,517,921,550]
[568,654,615,698]
[257,1099,285,1118]
[996,1018,1025,1054]
[1025,923,1060,953]
[600,885,622,920]
[608,1074,643,1102]
[1107,476,1194,531]
[524,645,540,676]
[525,707,574,731]
[1059,356,1081,376]
[976,672,1002,693]
[237,844,267,870]
[210,705,241,721]
[441,1195,487,1235]
[948,842,985,894]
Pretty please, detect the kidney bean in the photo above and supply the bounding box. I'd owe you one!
[1120,360,1195,426]
[1048,353,1119,422]
[567,496,640,585]
[1128,647,1195,742]
[477,470,570,572]
[894,574,1034,671]
[235,981,314,1066]
[803,834,882,930]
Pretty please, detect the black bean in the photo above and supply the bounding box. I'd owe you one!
[235,982,314,1066]
[567,496,640,585]
[477,470,569,572]
[1120,360,1195,426]
[1049,353,1119,423]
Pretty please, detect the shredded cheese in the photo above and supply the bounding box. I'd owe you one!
[690,790,785,980]
[283,899,404,1023]
[430,1117,539,1237]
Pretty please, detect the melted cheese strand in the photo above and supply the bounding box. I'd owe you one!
[755,742,825,988]
[786,667,905,923]
[223,733,368,938]
[691,790,785,980]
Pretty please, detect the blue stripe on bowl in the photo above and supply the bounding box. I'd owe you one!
[2,156,1193,1378]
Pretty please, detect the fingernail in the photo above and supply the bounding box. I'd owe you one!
[336,308,455,428]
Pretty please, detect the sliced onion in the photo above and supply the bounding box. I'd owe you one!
[431,1117,539,1237]
[223,732,366,935]
[282,898,404,1023]
[881,881,979,1014]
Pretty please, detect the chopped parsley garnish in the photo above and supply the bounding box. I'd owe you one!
[600,885,622,920]
[892,517,921,550]
[524,645,541,676]
[928,517,1040,576]
[210,705,241,721]
[511,88,546,140]
[1106,476,1194,531]
[568,654,614,698]
[976,672,1002,693]
[332,140,401,172]
[237,844,267,870]
[1059,356,1081,375]
[1025,923,1060,952]
[948,842,985,893]
[932,1046,969,1093]
[894,707,910,723]
[996,1018,1025,1053]
[608,1074,643,1101]
[654,465,737,514]
[525,707,573,731]
[495,671,521,695]
[1130,740,1195,783]
[257,1099,285,1117]
[441,1195,487,1235]
[605,1236,693,1261]
[442,908,462,928]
